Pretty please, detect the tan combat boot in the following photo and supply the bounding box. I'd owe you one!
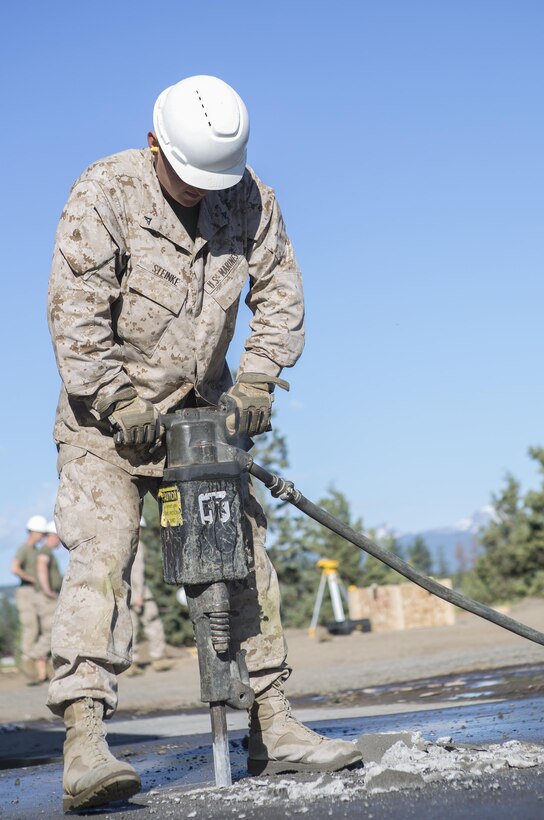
[248,676,362,774]
[62,698,141,811]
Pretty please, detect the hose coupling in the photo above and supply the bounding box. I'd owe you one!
[268,474,301,503]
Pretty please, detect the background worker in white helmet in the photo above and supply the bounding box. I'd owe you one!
[127,517,175,674]
[29,521,63,684]
[10,515,48,680]
[47,74,361,811]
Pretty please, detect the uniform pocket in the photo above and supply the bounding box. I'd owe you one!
[205,255,249,311]
[116,264,187,355]
[55,455,96,550]
[59,210,117,280]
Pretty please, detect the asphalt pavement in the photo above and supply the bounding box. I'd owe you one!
[2,665,544,819]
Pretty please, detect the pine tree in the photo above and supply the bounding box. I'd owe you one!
[268,485,368,628]
[249,418,319,626]
[463,473,530,603]
[249,424,290,533]
[435,545,450,578]
[294,487,367,625]
[520,447,544,596]
[407,535,433,575]
[297,486,365,585]
[359,532,405,586]
[267,511,317,628]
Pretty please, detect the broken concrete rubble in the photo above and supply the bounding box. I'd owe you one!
[163,732,544,807]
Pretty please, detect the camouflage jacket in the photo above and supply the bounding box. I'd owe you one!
[48,149,304,476]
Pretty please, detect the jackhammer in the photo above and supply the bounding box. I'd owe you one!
[157,405,254,787]
[156,405,544,788]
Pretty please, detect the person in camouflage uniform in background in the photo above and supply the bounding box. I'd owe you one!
[10,515,47,680]
[47,75,361,811]
[30,520,63,683]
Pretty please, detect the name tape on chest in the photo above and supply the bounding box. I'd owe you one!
[151,264,181,287]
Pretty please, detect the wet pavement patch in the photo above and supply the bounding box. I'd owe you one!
[301,661,544,711]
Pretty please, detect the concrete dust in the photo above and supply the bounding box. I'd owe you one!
[134,732,544,818]
[144,732,544,812]
[359,732,544,793]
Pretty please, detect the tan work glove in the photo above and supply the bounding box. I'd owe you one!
[222,373,289,437]
[95,387,160,447]
[110,396,160,446]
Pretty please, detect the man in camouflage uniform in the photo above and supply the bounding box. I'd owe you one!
[47,75,361,811]
[10,515,47,679]
[30,521,63,683]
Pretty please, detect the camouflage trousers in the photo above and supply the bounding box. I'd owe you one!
[15,585,39,661]
[47,447,288,718]
[130,588,166,663]
[30,592,58,660]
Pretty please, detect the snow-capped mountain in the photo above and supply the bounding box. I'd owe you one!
[375,506,496,575]
[450,505,497,534]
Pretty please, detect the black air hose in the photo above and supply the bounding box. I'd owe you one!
[249,461,544,648]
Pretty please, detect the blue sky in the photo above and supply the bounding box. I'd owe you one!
[1,1,543,583]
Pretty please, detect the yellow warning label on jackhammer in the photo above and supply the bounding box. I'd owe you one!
[158,486,183,527]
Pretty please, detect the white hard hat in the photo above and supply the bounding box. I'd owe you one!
[153,75,249,191]
[26,515,48,533]
[140,516,146,527]
[45,521,57,535]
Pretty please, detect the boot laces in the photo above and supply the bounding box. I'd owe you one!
[268,682,319,741]
[82,699,111,766]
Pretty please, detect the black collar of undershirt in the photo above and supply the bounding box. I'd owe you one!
[163,190,201,243]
